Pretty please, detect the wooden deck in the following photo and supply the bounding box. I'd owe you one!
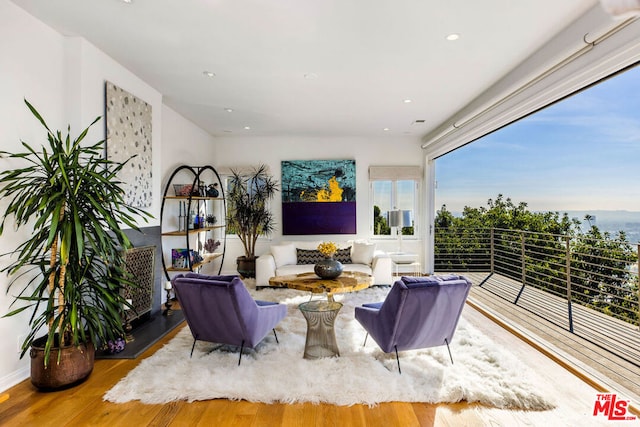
[456,271,640,405]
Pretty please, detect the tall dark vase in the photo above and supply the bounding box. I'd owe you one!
[314,256,343,279]
[236,256,257,278]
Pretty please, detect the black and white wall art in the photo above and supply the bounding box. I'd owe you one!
[105,81,153,207]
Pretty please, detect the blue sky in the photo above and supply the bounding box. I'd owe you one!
[436,65,640,213]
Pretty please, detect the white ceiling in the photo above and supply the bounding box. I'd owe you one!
[12,0,599,141]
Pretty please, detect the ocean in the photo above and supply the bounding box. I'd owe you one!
[564,210,640,244]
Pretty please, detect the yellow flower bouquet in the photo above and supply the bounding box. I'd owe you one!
[318,241,338,258]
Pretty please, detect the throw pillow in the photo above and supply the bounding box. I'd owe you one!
[271,243,297,268]
[334,247,352,264]
[296,249,325,264]
[351,242,376,265]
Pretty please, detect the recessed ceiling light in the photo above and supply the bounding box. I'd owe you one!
[203,71,216,78]
[121,0,133,3]
[403,99,412,103]
[244,126,251,130]
[446,33,460,41]
[383,128,390,131]
[225,108,233,113]
[304,73,318,80]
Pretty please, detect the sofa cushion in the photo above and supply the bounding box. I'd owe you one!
[296,249,325,264]
[276,264,318,276]
[351,242,376,265]
[271,243,297,268]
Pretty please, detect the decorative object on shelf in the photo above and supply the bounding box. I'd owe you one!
[227,164,278,278]
[205,238,220,253]
[178,201,187,231]
[206,214,217,226]
[206,183,220,197]
[188,208,196,229]
[173,183,200,197]
[0,99,152,389]
[314,241,343,279]
[191,250,204,265]
[171,248,191,269]
[193,211,200,229]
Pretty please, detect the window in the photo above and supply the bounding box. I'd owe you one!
[369,166,421,237]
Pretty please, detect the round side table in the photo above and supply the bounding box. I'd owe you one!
[298,300,343,359]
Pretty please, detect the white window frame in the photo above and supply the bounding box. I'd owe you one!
[369,166,422,239]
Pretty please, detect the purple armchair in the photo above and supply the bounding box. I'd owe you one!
[354,275,472,373]
[172,273,287,365]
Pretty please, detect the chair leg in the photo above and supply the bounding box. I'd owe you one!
[395,345,401,374]
[445,338,454,364]
[190,339,197,358]
[238,340,245,366]
[273,328,279,344]
[363,333,369,347]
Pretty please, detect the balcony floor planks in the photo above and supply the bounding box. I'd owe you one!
[461,271,640,406]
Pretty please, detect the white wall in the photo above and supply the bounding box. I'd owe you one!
[73,38,163,226]
[0,0,68,392]
[214,136,423,273]
[0,1,204,391]
[161,104,217,181]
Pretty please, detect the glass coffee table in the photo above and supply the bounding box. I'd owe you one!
[298,300,343,359]
[269,271,373,302]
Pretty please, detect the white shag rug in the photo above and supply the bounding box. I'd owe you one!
[104,284,555,409]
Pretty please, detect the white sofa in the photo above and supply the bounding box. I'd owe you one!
[255,241,393,288]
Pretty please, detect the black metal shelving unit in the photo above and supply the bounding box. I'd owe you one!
[160,165,226,281]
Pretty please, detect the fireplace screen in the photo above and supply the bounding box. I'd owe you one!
[122,245,155,321]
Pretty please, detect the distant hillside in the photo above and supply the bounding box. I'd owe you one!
[563,210,640,243]
[448,209,640,243]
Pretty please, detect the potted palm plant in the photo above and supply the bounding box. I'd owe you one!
[0,100,151,389]
[226,165,278,277]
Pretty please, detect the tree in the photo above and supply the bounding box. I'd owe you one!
[571,226,637,322]
[373,205,390,235]
[434,195,637,324]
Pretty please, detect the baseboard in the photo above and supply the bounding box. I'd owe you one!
[0,365,29,393]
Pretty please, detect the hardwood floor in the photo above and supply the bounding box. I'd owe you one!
[0,304,625,426]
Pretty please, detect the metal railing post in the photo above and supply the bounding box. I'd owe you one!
[514,231,526,304]
[566,235,573,333]
[490,228,495,274]
[521,231,526,285]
